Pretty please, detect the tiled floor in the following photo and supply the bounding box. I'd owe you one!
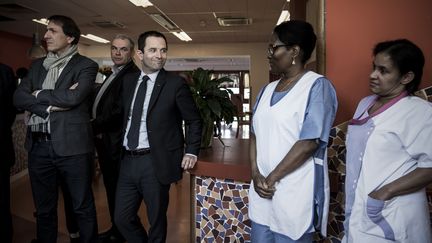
[11,171,192,243]
[10,122,249,243]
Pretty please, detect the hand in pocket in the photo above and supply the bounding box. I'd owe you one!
[366,196,395,241]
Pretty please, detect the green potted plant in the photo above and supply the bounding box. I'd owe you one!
[189,68,236,148]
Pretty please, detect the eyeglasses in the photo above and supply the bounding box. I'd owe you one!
[268,44,291,57]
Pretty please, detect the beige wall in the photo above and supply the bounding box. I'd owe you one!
[80,42,269,104]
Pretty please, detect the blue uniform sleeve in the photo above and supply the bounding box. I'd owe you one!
[299,77,338,148]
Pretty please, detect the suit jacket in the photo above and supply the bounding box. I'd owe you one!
[93,61,139,134]
[92,61,139,160]
[13,54,98,156]
[122,69,202,184]
[0,63,17,168]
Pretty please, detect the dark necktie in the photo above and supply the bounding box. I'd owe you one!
[127,75,150,150]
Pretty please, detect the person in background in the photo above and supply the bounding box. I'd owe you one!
[249,20,337,242]
[0,62,17,243]
[16,67,29,85]
[92,34,139,243]
[13,15,98,243]
[114,30,202,243]
[343,39,432,242]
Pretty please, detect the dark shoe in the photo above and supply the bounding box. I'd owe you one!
[104,235,125,243]
[30,239,40,243]
[98,235,125,243]
[70,237,80,243]
[98,228,125,243]
[98,228,114,240]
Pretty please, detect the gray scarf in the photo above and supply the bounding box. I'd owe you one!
[28,45,78,133]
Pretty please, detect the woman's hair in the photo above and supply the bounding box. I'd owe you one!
[273,20,316,64]
[373,39,425,94]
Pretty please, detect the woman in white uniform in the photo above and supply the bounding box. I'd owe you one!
[343,39,432,243]
[249,20,337,242]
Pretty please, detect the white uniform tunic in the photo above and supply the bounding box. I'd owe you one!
[249,71,330,240]
[344,94,432,243]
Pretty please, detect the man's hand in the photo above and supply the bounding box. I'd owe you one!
[252,170,276,199]
[181,154,197,170]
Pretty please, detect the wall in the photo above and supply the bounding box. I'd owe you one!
[0,31,33,71]
[81,42,269,105]
[326,0,432,124]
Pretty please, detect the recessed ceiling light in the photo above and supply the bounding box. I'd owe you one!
[80,34,109,43]
[32,18,48,25]
[171,31,192,42]
[128,0,153,8]
[276,10,290,25]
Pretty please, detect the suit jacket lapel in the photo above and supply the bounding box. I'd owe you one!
[55,54,81,88]
[102,61,134,94]
[37,61,48,89]
[147,69,167,115]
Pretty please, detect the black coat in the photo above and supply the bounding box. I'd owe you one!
[0,63,16,168]
[121,69,202,184]
[14,54,98,156]
[92,60,139,161]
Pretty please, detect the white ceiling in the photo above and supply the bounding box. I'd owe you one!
[0,0,288,46]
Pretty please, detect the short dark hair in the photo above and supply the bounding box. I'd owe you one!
[373,39,425,94]
[47,15,80,45]
[137,31,167,51]
[273,20,316,64]
[113,34,135,51]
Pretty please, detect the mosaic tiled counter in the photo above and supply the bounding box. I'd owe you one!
[11,114,28,177]
[190,139,252,242]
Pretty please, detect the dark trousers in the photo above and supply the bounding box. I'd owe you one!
[114,153,170,243]
[59,177,80,234]
[95,135,121,232]
[28,140,97,243]
[0,166,12,243]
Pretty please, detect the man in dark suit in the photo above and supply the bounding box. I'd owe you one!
[13,15,98,243]
[92,34,139,243]
[114,31,202,243]
[0,62,17,243]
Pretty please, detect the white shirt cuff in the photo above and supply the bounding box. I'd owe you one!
[34,90,42,97]
[185,153,197,158]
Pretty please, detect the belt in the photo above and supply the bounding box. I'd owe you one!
[124,147,151,156]
[32,132,51,141]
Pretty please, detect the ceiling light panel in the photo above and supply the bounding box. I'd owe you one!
[129,0,153,8]
[81,34,110,43]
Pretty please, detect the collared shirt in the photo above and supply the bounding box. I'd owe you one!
[123,70,160,150]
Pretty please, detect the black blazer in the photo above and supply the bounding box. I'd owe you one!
[92,61,139,161]
[0,63,17,168]
[92,61,139,135]
[13,54,98,156]
[122,69,202,184]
